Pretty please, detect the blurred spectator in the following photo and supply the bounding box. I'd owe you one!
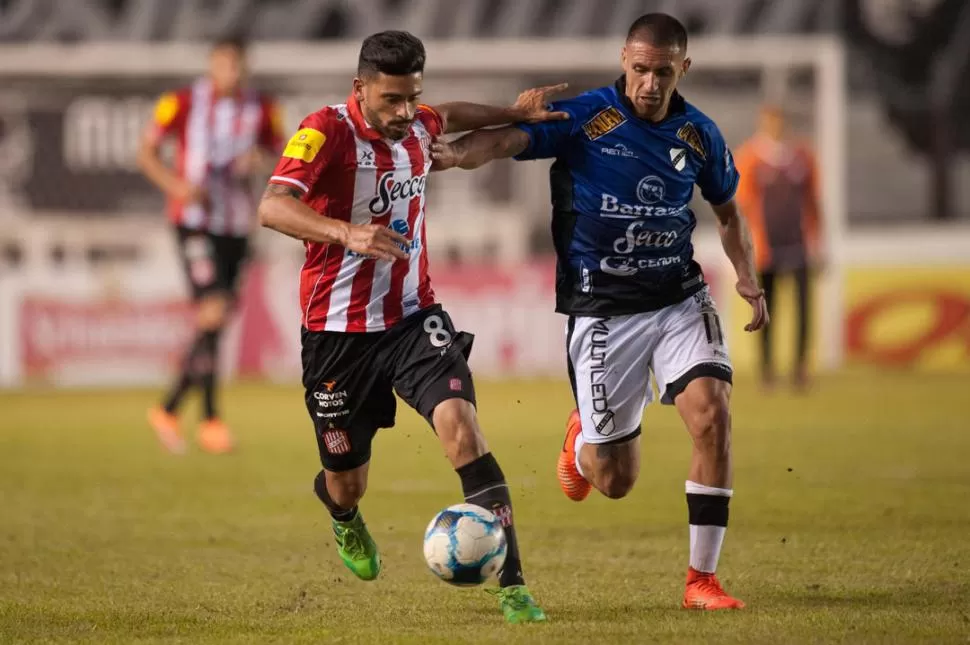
[735,105,822,391]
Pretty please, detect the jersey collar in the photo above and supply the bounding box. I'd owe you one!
[347,93,384,141]
[612,75,686,124]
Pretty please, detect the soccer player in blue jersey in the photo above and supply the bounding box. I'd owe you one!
[430,13,768,610]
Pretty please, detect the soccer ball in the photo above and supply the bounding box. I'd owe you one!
[423,503,508,586]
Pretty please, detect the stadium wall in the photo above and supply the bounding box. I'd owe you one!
[2,229,968,389]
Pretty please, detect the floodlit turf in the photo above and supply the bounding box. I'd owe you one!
[2,371,969,644]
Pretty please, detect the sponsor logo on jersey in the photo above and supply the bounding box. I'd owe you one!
[598,221,683,276]
[582,106,626,140]
[600,142,637,158]
[670,147,687,171]
[676,122,705,159]
[599,194,688,219]
[369,170,427,215]
[612,222,679,254]
[636,175,665,204]
[283,127,326,162]
[347,218,420,258]
[599,255,684,276]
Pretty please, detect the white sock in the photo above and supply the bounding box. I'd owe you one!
[685,480,733,574]
[688,525,727,573]
[573,432,587,480]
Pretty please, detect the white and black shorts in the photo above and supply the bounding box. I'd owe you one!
[566,287,733,445]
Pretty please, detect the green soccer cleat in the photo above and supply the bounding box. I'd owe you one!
[332,512,381,581]
[487,585,547,624]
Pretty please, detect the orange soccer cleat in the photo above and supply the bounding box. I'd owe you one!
[557,409,591,501]
[197,418,236,455]
[147,406,186,454]
[682,567,746,610]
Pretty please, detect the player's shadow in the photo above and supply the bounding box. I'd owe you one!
[774,583,970,609]
[467,599,668,621]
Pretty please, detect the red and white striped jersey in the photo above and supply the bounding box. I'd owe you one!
[269,94,442,333]
[149,78,284,238]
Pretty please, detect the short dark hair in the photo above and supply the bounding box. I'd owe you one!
[212,35,248,57]
[626,13,688,51]
[358,31,426,78]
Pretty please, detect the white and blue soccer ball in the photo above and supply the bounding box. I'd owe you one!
[423,503,507,586]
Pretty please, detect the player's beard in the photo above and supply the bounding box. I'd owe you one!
[363,106,411,140]
[383,120,412,140]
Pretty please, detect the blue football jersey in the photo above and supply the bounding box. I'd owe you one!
[515,78,739,316]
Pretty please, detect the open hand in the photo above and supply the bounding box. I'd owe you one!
[429,140,460,171]
[511,83,571,123]
[737,281,769,332]
[344,223,409,262]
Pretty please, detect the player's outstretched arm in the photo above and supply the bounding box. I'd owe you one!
[258,185,408,262]
[712,199,769,332]
[433,84,570,134]
[430,127,530,171]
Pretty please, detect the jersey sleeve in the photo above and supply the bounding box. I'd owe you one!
[258,96,286,153]
[512,99,581,161]
[416,104,444,137]
[269,112,337,195]
[146,90,188,144]
[696,122,740,206]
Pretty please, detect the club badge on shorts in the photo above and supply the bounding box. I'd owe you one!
[322,429,351,455]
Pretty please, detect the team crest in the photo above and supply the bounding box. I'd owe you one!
[322,429,351,455]
[669,147,687,172]
[582,107,626,140]
[676,122,705,159]
[591,410,616,436]
[491,503,513,528]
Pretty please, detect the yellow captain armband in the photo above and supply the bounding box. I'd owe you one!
[153,93,180,127]
[283,128,326,163]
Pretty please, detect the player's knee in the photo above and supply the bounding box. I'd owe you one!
[688,393,731,456]
[197,294,229,330]
[433,399,487,467]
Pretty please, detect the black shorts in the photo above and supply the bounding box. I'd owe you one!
[302,305,477,472]
[175,227,249,301]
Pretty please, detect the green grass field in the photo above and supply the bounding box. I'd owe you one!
[2,372,969,644]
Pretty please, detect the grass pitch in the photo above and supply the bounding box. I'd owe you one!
[2,372,969,644]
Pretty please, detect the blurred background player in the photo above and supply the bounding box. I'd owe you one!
[258,31,566,623]
[138,37,285,454]
[431,13,767,610]
[735,105,823,391]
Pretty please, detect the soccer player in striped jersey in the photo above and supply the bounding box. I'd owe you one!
[257,31,567,623]
[139,37,285,455]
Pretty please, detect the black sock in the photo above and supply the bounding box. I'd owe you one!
[314,470,358,523]
[456,453,525,587]
[196,330,220,420]
[162,331,208,413]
